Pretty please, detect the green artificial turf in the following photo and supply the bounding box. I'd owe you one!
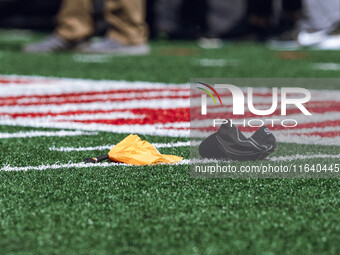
[0,30,340,84]
[0,30,340,254]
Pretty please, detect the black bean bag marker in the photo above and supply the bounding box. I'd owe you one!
[199,123,276,161]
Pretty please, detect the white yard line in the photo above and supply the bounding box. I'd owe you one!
[0,99,190,113]
[5,112,144,121]
[1,154,340,172]
[0,120,190,137]
[49,141,195,152]
[313,63,340,71]
[72,54,113,63]
[0,130,97,139]
[269,154,340,162]
[272,134,340,146]
[192,112,340,128]
[48,133,340,152]
[196,58,241,67]
[4,90,189,105]
[191,132,340,146]
[0,75,189,97]
[0,162,122,172]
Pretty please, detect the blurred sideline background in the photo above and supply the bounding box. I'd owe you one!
[0,0,299,41]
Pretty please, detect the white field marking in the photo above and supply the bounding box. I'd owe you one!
[0,117,339,141]
[50,112,143,121]
[1,74,340,100]
[196,59,241,67]
[0,29,34,42]
[2,154,340,172]
[72,54,113,63]
[191,131,340,146]
[0,130,97,139]
[0,162,124,172]
[273,134,340,146]
[4,90,189,105]
[191,89,340,101]
[190,126,340,136]
[192,129,340,145]
[197,38,224,49]
[49,141,198,152]
[0,98,189,113]
[1,75,339,139]
[191,111,340,127]
[203,101,340,114]
[4,95,334,114]
[0,119,190,137]
[179,154,340,164]
[2,112,144,121]
[2,103,338,124]
[190,95,340,108]
[273,126,340,134]
[313,63,340,71]
[269,154,340,162]
[49,131,339,153]
[0,75,189,97]
[197,131,340,146]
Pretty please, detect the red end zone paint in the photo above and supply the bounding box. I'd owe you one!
[0,79,33,84]
[0,75,339,143]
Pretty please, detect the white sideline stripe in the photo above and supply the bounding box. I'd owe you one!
[0,99,189,113]
[4,94,338,108]
[49,141,195,152]
[0,75,189,96]
[1,74,340,100]
[204,102,340,114]
[0,119,191,137]
[191,95,340,108]
[4,112,144,121]
[191,112,340,127]
[73,54,113,63]
[48,132,340,152]
[2,111,340,131]
[269,154,340,162]
[1,162,124,172]
[192,132,340,146]
[273,134,340,146]
[0,130,98,139]
[3,90,190,104]
[313,63,340,71]
[197,58,241,67]
[0,118,339,141]
[2,154,340,172]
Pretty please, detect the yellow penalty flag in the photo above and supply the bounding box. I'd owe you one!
[84,134,183,166]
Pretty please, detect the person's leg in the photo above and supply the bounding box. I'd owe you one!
[300,0,339,31]
[282,0,302,12]
[56,0,94,41]
[75,0,150,54]
[104,0,148,45]
[23,0,94,52]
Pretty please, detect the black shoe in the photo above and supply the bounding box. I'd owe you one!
[267,28,300,50]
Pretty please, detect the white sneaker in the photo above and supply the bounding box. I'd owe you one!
[313,24,340,50]
[297,30,328,47]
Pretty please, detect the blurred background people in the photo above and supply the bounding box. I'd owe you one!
[151,0,301,42]
[23,0,149,55]
[0,0,338,51]
[269,0,340,50]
